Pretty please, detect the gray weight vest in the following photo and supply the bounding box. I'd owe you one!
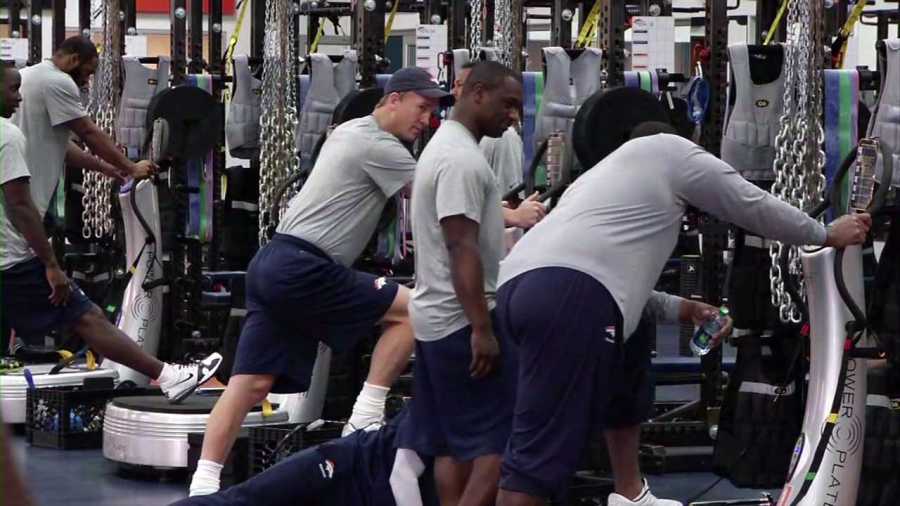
[868,38,900,188]
[296,50,358,169]
[225,55,262,160]
[720,44,785,181]
[534,47,603,171]
[117,56,170,158]
[452,49,470,79]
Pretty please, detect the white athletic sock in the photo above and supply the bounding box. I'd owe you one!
[344,382,390,434]
[156,362,178,385]
[189,459,224,497]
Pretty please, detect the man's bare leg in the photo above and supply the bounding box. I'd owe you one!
[190,374,274,496]
[71,305,163,379]
[458,454,503,506]
[344,286,415,435]
[496,489,546,506]
[604,425,643,499]
[435,456,473,506]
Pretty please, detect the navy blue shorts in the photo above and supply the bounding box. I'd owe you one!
[0,257,94,342]
[401,314,518,461]
[232,234,399,393]
[496,267,650,499]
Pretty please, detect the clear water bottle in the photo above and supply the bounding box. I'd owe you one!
[691,306,730,356]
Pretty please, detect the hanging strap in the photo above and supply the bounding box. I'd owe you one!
[575,1,603,49]
[764,0,791,45]
[384,0,401,44]
[823,69,859,221]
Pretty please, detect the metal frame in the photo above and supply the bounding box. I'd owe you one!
[78,0,91,34]
[354,0,385,88]
[448,0,467,51]
[189,0,204,73]
[171,0,187,84]
[53,0,65,51]
[597,0,625,86]
[7,0,21,37]
[701,0,728,159]
[28,0,40,64]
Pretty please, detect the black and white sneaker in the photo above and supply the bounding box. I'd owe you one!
[160,353,223,404]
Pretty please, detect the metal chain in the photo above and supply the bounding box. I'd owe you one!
[278,4,302,217]
[82,0,121,239]
[257,0,296,246]
[493,0,513,67]
[768,0,825,323]
[469,0,482,56]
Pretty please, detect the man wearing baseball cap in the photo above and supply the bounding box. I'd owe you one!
[190,68,450,497]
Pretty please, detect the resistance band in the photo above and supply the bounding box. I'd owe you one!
[384,0,400,45]
[522,71,544,181]
[224,0,251,71]
[823,69,859,221]
[184,75,215,243]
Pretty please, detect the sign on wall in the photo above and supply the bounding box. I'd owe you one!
[415,24,447,81]
[137,0,235,15]
[0,38,28,62]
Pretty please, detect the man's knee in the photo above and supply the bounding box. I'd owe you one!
[227,374,275,404]
[73,304,107,331]
[381,285,411,324]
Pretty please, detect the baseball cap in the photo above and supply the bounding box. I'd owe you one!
[384,67,452,101]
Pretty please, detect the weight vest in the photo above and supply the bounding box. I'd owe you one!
[117,56,170,159]
[868,38,900,188]
[296,51,358,169]
[452,48,470,79]
[225,55,262,160]
[721,44,785,181]
[534,47,602,171]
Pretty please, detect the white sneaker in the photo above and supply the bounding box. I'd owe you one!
[607,479,683,506]
[159,353,223,404]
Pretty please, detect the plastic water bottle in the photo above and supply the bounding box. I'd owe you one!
[691,306,730,356]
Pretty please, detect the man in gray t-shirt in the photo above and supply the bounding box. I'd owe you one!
[190,69,450,497]
[494,120,871,506]
[452,62,545,230]
[403,61,523,506]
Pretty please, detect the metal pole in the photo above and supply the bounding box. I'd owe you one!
[448,0,467,50]
[550,0,572,47]
[484,0,494,47]
[355,0,384,88]
[209,0,223,74]
[78,0,91,35]
[28,0,41,64]
[124,0,137,32]
[189,0,204,73]
[701,0,727,158]
[598,0,624,86]
[307,12,321,54]
[251,0,266,59]
[53,0,67,51]
[510,0,524,70]
[8,0,21,37]
[172,0,188,84]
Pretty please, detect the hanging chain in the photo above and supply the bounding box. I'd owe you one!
[258,0,297,246]
[493,0,513,67]
[469,0,483,57]
[82,0,121,239]
[279,4,302,218]
[768,0,825,323]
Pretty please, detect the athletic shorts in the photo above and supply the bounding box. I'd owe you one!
[231,234,398,393]
[0,257,94,343]
[496,267,651,499]
[401,313,519,461]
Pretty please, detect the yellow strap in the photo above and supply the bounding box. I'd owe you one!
[57,349,74,361]
[575,2,603,49]
[827,413,839,424]
[225,0,252,71]
[764,0,791,45]
[310,21,326,54]
[834,0,868,68]
[384,0,401,45]
[262,399,274,417]
[86,351,97,370]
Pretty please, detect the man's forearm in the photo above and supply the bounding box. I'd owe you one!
[66,141,103,172]
[81,128,133,174]
[7,202,59,267]
[448,243,493,332]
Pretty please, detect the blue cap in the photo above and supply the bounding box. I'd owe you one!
[384,67,451,100]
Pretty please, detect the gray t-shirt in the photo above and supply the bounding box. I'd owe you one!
[277,115,416,266]
[480,126,523,197]
[410,120,506,342]
[0,118,34,270]
[499,134,827,338]
[12,60,86,217]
